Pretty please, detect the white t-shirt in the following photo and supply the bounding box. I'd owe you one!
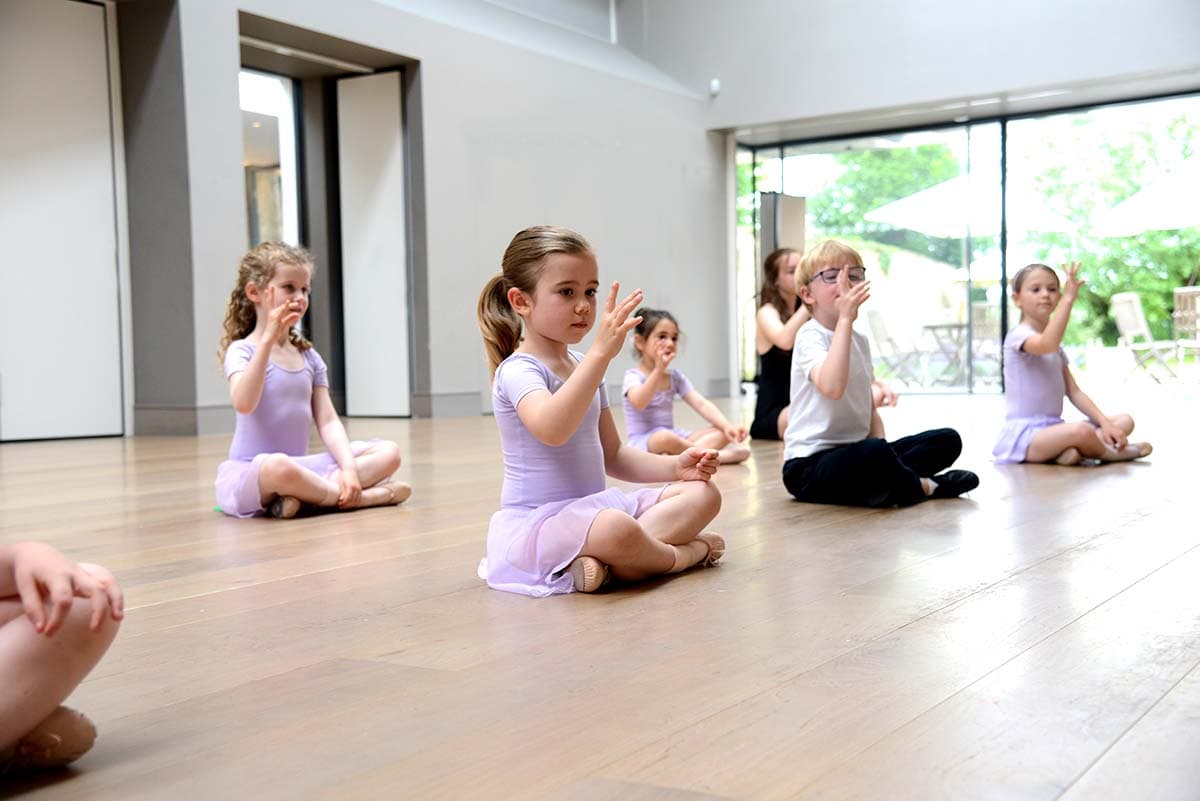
[782,318,874,460]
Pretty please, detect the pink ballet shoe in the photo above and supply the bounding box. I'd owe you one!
[568,556,609,593]
[696,532,725,566]
[378,479,413,505]
[268,495,301,519]
[0,706,97,774]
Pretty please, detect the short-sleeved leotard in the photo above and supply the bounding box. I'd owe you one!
[992,322,1072,463]
[621,367,694,451]
[481,352,664,597]
[214,339,375,517]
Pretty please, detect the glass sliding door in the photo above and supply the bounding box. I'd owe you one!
[238,69,301,247]
[775,126,1000,392]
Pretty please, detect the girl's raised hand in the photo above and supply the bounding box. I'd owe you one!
[676,446,719,482]
[835,268,871,323]
[655,340,675,371]
[1062,261,1085,301]
[589,283,643,363]
[724,424,748,443]
[264,287,304,345]
[13,542,124,636]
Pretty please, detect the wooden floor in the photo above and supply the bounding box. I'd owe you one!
[2,382,1198,800]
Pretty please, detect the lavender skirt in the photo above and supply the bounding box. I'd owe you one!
[626,426,693,452]
[215,439,379,518]
[992,416,1067,464]
[480,485,667,597]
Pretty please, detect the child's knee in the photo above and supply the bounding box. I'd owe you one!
[379,440,402,471]
[590,510,642,552]
[930,428,963,458]
[692,479,722,516]
[1069,421,1098,443]
[259,453,299,484]
[59,601,120,657]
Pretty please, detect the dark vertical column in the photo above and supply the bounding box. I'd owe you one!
[118,0,200,434]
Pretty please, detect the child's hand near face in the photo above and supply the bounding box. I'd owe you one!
[264,286,304,345]
[834,268,871,323]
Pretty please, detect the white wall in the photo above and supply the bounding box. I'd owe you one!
[618,0,1200,134]
[168,0,728,421]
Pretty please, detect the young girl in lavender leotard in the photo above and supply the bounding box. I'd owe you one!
[215,242,411,519]
[623,308,750,464]
[993,262,1152,465]
[476,226,725,597]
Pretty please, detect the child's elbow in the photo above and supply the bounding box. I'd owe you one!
[232,399,257,415]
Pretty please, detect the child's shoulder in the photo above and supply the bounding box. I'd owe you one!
[1004,322,1037,350]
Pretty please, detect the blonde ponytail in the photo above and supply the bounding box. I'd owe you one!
[476,225,594,376]
[477,273,523,375]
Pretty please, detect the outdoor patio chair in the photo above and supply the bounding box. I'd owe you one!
[1110,291,1177,381]
[1173,286,1200,363]
[866,309,924,385]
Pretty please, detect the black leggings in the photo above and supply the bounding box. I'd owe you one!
[782,428,962,508]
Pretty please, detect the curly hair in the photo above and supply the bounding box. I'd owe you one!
[218,242,314,360]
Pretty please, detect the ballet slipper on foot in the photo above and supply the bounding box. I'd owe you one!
[377,479,413,505]
[1133,442,1152,458]
[268,495,301,519]
[568,556,608,593]
[1054,447,1083,466]
[695,532,725,566]
[716,443,751,464]
[0,706,97,774]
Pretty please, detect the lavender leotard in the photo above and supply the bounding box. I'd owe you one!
[621,367,694,451]
[992,322,1072,463]
[481,352,664,597]
[214,339,374,517]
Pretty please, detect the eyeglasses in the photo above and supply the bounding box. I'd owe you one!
[811,266,867,285]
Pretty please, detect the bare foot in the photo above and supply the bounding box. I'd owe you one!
[1053,447,1083,466]
[717,443,751,464]
[568,555,608,593]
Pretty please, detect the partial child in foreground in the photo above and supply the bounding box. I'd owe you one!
[1,542,122,774]
[623,308,750,464]
[216,242,410,519]
[993,262,1151,465]
[781,240,979,507]
[477,226,724,597]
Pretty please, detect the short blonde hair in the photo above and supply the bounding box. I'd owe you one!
[796,240,864,309]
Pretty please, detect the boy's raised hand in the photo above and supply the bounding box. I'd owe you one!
[676,447,719,482]
[835,267,871,323]
[590,282,643,362]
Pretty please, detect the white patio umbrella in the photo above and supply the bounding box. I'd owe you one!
[864,172,1072,238]
[1091,158,1200,237]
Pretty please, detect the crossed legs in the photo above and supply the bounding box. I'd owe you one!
[646,429,750,465]
[1025,414,1150,464]
[577,481,723,584]
[0,568,121,757]
[256,440,409,512]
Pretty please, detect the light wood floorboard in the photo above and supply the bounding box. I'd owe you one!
[0,386,1196,800]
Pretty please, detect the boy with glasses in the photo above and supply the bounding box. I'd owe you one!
[781,240,978,507]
